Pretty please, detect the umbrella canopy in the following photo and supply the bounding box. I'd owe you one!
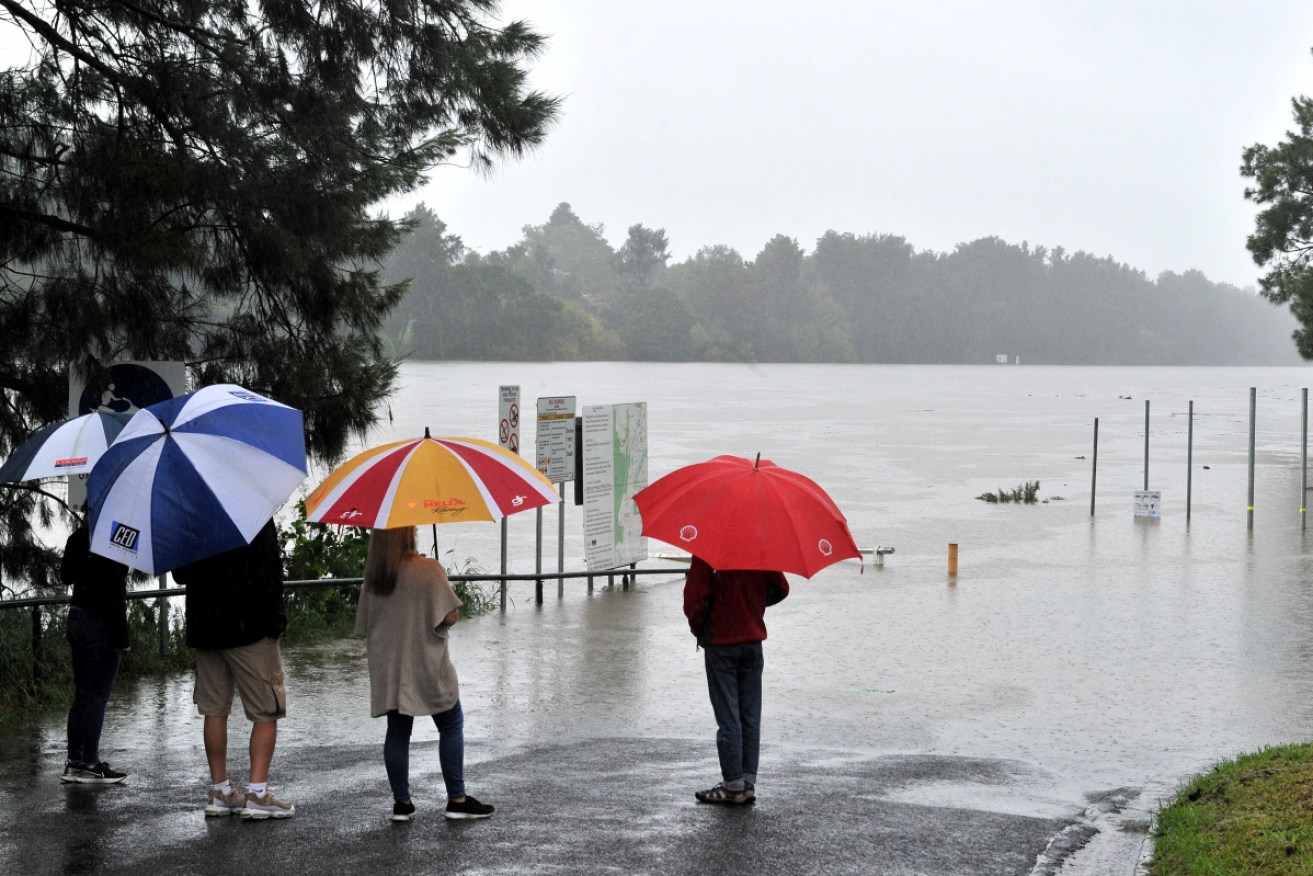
[633,454,861,578]
[0,411,133,483]
[304,430,558,529]
[87,384,307,575]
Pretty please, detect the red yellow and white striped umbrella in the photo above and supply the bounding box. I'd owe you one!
[304,430,558,529]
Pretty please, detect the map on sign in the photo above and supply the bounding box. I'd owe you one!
[582,402,648,570]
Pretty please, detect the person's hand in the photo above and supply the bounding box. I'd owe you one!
[119,646,131,653]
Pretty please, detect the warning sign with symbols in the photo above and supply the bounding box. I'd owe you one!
[498,385,520,455]
[536,395,576,482]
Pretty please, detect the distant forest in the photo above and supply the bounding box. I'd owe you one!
[381,202,1302,365]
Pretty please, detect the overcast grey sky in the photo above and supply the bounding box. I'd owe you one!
[387,0,1313,290]
[4,3,1311,290]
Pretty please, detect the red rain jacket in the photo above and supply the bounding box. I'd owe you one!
[683,556,789,646]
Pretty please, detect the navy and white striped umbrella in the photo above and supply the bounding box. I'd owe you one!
[0,411,133,483]
[87,384,306,575]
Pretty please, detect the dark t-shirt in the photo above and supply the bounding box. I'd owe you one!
[62,524,131,649]
[174,521,286,650]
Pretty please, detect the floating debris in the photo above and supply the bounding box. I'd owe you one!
[977,481,1040,504]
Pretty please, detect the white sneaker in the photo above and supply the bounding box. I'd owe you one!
[241,790,295,820]
[204,786,245,816]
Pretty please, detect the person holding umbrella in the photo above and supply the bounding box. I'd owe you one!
[59,511,131,784]
[354,526,494,823]
[633,453,861,806]
[172,520,295,820]
[683,556,789,805]
[81,384,307,816]
[305,427,550,821]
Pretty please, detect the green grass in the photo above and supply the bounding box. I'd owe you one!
[1151,743,1313,875]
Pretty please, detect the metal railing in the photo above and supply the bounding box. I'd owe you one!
[1,565,692,663]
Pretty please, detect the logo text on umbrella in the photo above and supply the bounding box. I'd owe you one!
[109,522,141,552]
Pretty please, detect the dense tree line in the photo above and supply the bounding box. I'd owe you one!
[384,203,1301,365]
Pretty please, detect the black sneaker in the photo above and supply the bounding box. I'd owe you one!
[444,796,494,820]
[392,800,415,822]
[61,761,127,784]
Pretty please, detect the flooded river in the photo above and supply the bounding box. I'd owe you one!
[14,362,1313,868]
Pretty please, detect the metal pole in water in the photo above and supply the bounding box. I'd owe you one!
[535,506,543,605]
[558,486,566,598]
[157,576,168,658]
[1186,400,1194,524]
[1143,399,1150,491]
[1248,387,1257,532]
[1303,388,1308,531]
[500,517,508,611]
[1090,418,1099,517]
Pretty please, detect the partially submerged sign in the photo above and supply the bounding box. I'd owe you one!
[536,395,576,482]
[1134,490,1162,518]
[582,402,647,570]
[498,385,520,455]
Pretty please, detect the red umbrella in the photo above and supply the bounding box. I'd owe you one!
[633,454,861,578]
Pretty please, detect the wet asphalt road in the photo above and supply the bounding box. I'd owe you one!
[0,732,1148,876]
[0,564,1171,875]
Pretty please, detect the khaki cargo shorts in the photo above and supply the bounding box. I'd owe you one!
[193,637,287,722]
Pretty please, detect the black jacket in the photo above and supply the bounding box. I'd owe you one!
[61,524,131,650]
[174,521,286,650]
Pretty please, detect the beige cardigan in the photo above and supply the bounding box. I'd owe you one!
[354,555,464,718]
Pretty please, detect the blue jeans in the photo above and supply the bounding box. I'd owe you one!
[383,701,465,803]
[703,642,764,786]
[65,607,122,767]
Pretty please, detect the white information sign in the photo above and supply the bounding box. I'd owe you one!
[535,395,576,482]
[498,385,520,455]
[67,361,186,505]
[1133,490,1162,518]
[582,402,648,570]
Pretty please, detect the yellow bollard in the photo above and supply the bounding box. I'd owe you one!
[948,543,958,576]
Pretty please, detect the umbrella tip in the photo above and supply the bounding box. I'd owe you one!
[754,452,760,470]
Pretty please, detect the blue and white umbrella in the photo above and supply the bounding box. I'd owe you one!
[87,384,306,575]
[0,411,133,483]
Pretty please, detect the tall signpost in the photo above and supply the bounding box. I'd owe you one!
[536,396,577,598]
[497,385,520,610]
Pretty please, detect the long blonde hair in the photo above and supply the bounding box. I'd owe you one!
[363,527,418,596]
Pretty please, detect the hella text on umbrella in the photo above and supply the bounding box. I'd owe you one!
[305,432,557,529]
